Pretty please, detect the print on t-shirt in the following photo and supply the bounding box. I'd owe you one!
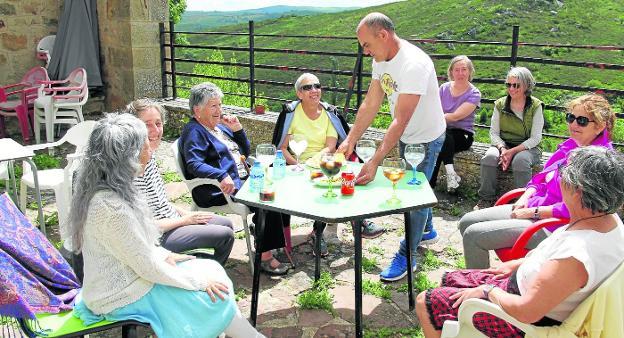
[380,73,397,96]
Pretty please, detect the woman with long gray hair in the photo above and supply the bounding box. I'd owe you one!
[69,113,264,338]
[416,146,624,338]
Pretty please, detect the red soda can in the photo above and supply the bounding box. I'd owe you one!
[341,170,355,195]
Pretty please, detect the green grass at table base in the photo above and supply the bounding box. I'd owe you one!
[296,271,336,314]
[362,279,392,300]
[364,326,424,338]
[362,256,379,273]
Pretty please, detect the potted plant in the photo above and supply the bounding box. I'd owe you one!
[254,104,266,114]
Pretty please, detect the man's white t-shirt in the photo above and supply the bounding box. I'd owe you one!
[372,39,446,144]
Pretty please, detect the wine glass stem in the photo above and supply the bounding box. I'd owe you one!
[392,182,397,200]
[412,167,417,180]
[328,179,333,195]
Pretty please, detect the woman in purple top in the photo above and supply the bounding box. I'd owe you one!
[459,94,616,269]
[430,56,481,193]
[423,56,481,244]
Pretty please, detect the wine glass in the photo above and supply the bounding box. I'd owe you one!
[382,157,406,204]
[356,139,376,163]
[319,153,344,198]
[256,143,276,185]
[404,144,425,185]
[289,134,308,172]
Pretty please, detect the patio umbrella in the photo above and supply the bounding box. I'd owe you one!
[48,0,103,87]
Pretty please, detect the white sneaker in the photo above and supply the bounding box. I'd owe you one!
[446,172,461,192]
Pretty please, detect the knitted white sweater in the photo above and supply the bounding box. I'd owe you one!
[80,191,210,314]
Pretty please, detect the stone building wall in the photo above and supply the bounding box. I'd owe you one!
[97,0,167,111]
[0,0,61,84]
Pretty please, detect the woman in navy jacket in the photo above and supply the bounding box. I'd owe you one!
[180,82,290,276]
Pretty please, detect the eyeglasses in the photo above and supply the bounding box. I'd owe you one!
[300,83,322,91]
[505,82,521,89]
[566,112,595,127]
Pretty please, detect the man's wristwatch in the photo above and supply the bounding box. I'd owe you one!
[533,207,540,220]
[482,284,496,299]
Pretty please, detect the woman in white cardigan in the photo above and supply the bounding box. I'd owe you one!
[68,113,263,338]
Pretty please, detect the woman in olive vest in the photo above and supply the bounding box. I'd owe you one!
[474,67,544,210]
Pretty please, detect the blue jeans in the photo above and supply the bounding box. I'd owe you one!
[398,132,445,259]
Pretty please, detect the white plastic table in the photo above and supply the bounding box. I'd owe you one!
[0,138,46,235]
[233,163,438,337]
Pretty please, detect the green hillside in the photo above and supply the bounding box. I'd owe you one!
[173,0,624,149]
[177,6,360,31]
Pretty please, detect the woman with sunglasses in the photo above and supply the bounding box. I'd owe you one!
[475,66,544,210]
[459,94,616,269]
[271,73,385,257]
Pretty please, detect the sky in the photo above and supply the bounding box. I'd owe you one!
[186,0,401,12]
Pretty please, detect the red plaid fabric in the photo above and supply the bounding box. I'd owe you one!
[425,270,524,337]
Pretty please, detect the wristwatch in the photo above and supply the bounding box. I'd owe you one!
[482,284,496,299]
[533,207,540,220]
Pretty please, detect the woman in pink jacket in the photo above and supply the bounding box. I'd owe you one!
[459,94,616,269]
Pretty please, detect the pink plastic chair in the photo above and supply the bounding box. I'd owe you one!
[0,67,49,143]
[33,68,88,145]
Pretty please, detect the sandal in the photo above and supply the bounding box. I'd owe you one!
[260,258,289,276]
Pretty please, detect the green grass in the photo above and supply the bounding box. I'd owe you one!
[362,256,379,273]
[170,193,193,205]
[362,279,392,300]
[235,288,248,301]
[367,245,385,256]
[421,250,443,272]
[162,170,182,183]
[296,271,336,313]
[34,211,59,227]
[364,326,424,338]
[414,272,438,293]
[296,288,334,313]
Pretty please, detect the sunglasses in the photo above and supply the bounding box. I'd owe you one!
[300,83,322,91]
[566,112,595,127]
[505,82,521,89]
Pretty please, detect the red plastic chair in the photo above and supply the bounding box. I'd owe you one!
[0,67,49,143]
[493,188,569,261]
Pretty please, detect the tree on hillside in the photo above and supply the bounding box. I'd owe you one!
[168,0,187,24]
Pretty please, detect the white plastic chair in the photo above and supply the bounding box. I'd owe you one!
[171,139,254,274]
[441,260,624,338]
[33,68,89,145]
[36,35,56,68]
[20,121,96,249]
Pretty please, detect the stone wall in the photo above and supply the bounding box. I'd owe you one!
[0,0,61,84]
[97,0,167,111]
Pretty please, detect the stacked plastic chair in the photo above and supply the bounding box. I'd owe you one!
[0,67,49,143]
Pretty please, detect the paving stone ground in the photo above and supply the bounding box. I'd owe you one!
[8,138,479,338]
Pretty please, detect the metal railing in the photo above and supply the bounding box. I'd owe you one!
[159,21,624,145]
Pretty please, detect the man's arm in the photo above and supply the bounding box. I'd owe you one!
[356,93,421,185]
[337,79,385,156]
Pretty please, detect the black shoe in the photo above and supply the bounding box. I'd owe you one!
[260,258,289,276]
[354,220,385,239]
[309,232,329,257]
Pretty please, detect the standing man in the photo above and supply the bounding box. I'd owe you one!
[337,13,446,282]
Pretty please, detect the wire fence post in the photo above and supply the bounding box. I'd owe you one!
[510,25,520,68]
[169,20,177,99]
[159,22,167,98]
[249,21,255,112]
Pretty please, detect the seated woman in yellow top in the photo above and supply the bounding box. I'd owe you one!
[271,73,384,257]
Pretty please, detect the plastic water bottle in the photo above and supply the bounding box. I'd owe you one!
[273,150,286,179]
[249,161,264,193]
